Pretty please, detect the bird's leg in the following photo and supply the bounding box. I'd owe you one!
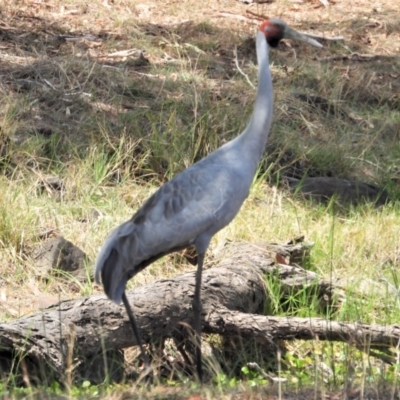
[192,252,205,383]
[122,291,150,372]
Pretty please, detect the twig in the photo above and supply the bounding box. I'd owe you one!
[184,43,205,54]
[169,19,192,26]
[131,71,166,80]
[51,10,80,16]
[28,0,55,6]
[239,0,272,4]
[303,32,344,41]
[101,65,123,71]
[213,12,259,23]
[245,10,268,21]
[64,35,100,42]
[247,362,287,383]
[234,46,255,90]
[43,78,58,91]
[105,49,144,58]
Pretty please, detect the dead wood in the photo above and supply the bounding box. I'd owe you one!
[0,241,397,385]
[206,309,400,353]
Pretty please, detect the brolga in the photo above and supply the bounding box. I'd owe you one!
[95,19,322,382]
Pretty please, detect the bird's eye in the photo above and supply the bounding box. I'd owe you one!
[265,24,278,38]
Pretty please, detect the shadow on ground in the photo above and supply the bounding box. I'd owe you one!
[0,7,399,201]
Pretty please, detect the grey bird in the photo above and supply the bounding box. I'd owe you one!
[95,19,322,382]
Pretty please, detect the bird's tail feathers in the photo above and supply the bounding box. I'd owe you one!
[95,221,136,305]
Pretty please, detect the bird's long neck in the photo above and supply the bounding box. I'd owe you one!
[238,31,273,167]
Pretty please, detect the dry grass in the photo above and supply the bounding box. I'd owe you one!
[1,0,400,397]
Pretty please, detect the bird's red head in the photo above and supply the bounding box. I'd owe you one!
[259,19,287,48]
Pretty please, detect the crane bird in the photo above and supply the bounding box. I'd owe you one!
[95,19,322,382]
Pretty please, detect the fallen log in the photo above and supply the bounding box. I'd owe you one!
[0,241,397,385]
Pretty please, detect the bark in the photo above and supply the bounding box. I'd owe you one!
[0,241,397,384]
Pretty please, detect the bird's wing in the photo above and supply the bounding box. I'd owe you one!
[132,159,237,254]
[95,156,247,304]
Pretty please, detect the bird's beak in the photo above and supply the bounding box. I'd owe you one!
[283,26,323,48]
